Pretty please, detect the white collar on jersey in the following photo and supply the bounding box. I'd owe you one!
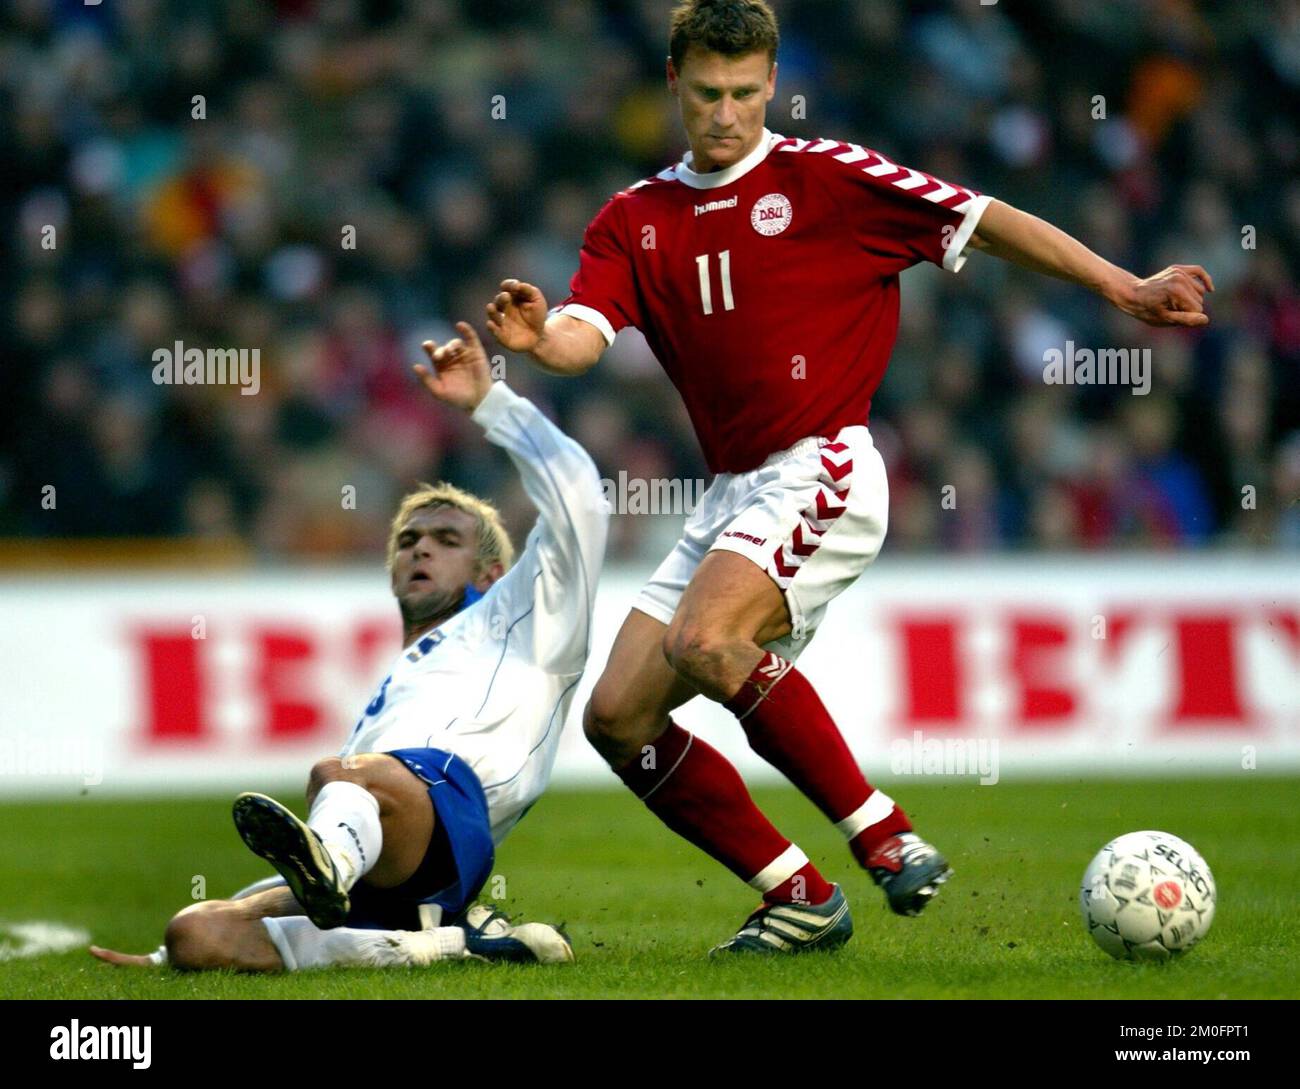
[668,128,784,190]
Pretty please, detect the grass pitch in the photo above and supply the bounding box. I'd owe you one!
[3,778,1297,999]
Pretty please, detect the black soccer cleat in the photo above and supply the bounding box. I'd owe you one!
[866,832,953,916]
[231,791,350,930]
[710,884,853,955]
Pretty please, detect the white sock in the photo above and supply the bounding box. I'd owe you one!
[307,781,382,890]
[835,790,896,840]
[262,917,466,970]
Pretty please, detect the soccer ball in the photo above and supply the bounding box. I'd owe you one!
[1079,830,1216,961]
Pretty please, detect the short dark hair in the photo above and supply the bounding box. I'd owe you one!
[669,0,779,73]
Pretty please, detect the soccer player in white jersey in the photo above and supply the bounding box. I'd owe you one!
[486,0,1212,954]
[90,322,609,972]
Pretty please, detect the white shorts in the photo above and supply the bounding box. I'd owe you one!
[633,425,889,660]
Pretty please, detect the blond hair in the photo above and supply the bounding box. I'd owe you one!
[386,481,514,575]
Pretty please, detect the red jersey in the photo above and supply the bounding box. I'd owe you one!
[556,129,990,473]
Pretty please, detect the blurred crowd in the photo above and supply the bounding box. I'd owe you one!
[3,0,1299,562]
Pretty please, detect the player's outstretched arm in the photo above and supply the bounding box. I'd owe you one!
[413,319,609,673]
[970,198,1214,327]
[485,278,606,376]
[476,387,610,673]
[89,945,162,967]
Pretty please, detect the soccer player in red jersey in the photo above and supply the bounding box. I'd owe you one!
[487,0,1213,953]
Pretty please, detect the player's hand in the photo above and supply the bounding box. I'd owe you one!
[486,279,549,353]
[414,321,494,413]
[89,945,157,968]
[1112,265,1214,327]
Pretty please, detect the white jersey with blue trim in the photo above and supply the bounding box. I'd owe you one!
[339,380,610,845]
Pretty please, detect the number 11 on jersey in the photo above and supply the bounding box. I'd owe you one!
[695,250,735,315]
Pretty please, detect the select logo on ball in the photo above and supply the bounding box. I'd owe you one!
[752,193,792,236]
[1153,880,1183,909]
[1080,831,1215,960]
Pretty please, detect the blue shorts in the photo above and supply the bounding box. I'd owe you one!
[344,747,495,930]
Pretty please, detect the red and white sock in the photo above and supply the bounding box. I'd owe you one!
[616,720,834,906]
[724,652,912,867]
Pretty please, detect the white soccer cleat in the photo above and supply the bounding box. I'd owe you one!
[456,904,575,965]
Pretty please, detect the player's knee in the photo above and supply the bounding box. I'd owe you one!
[308,753,403,813]
[583,688,647,764]
[353,755,422,817]
[663,622,727,689]
[307,754,379,804]
[307,755,347,803]
[582,689,619,746]
[165,904,233,971]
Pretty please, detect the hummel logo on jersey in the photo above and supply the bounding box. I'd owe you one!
[695,195,739,217]
[755,652,793,693]
[721,529,767,547]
